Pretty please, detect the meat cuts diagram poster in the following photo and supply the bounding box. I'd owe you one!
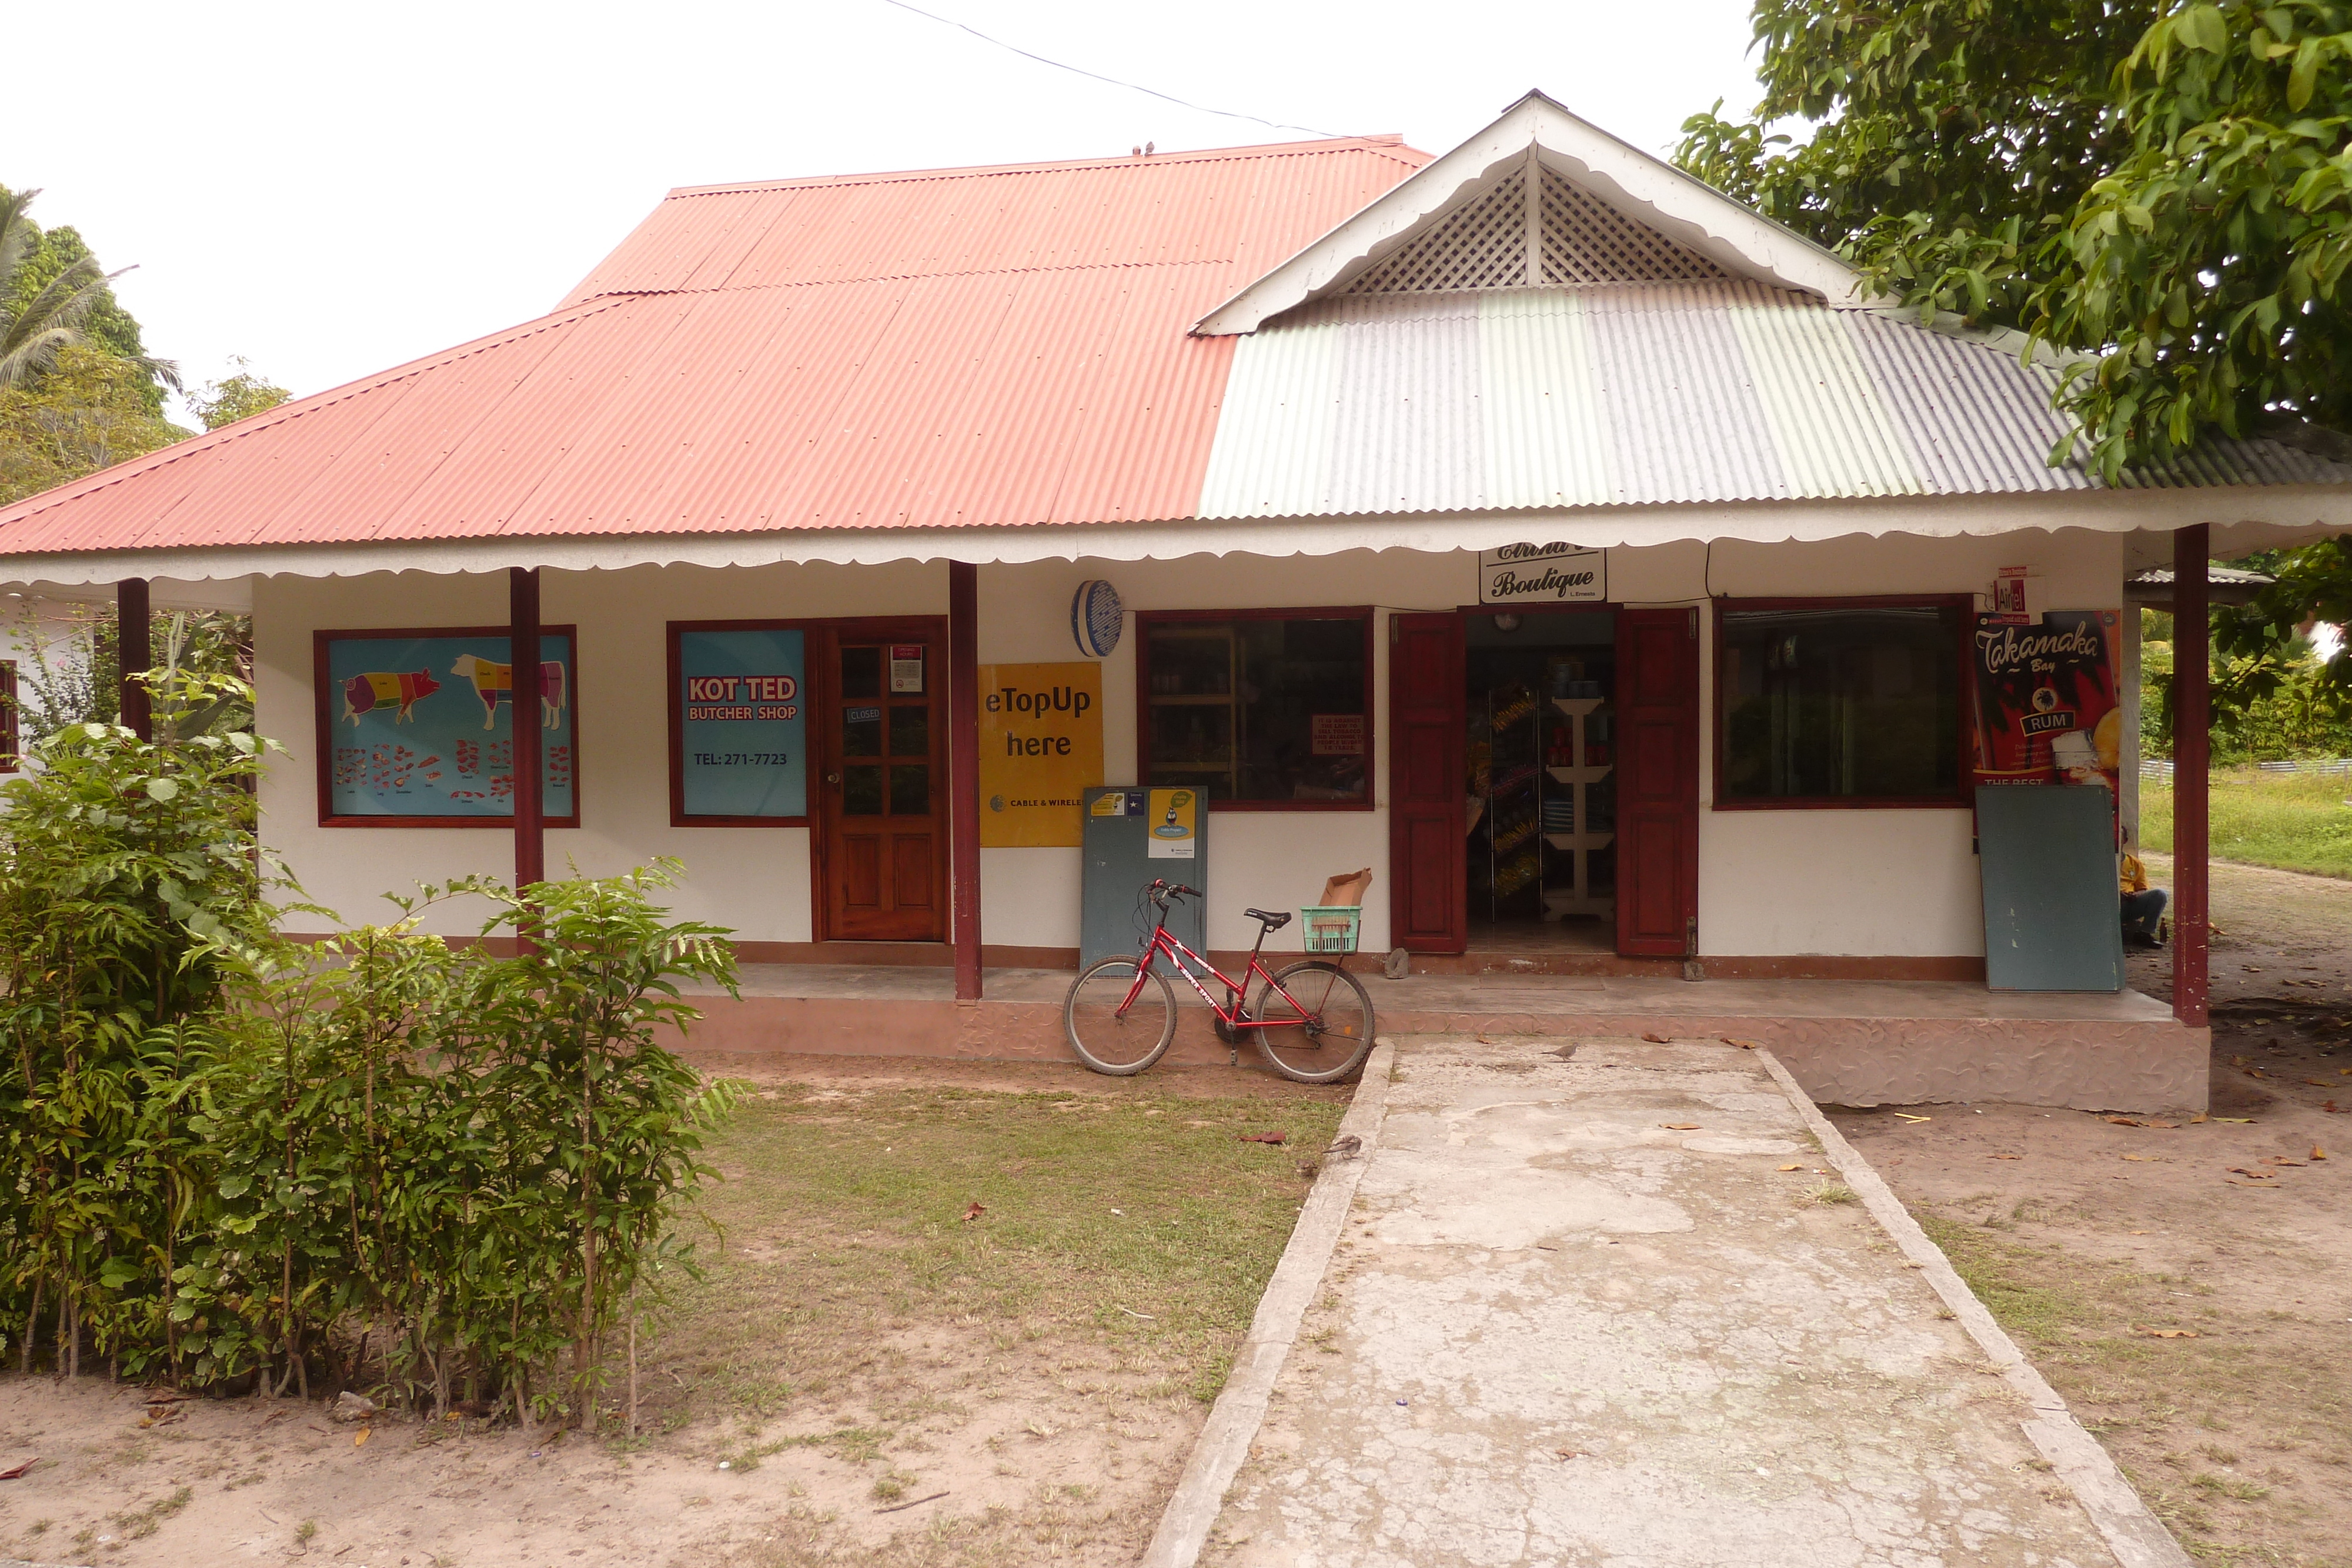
[674,626,807,820]
[1973,610,2123,792]
[320,630,577,822]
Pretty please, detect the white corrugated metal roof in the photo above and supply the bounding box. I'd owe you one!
[1197,284,2352,519]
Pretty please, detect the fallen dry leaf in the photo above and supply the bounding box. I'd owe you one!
[1661,1122,1701,1131]
[0,1456,35,1480]
[2314,1146,2329,1161]
[961,1201,986,1222]
[1238,1129,1287,1145]
[2227,1167,2277,1179]
[1720,1036,1763,1049]
[2264,1157,2307,1168]
[2132,1325,2199,1339]
[1641,1032,1670,1044]
[2226,1179,2284,1189]
[2122,1153,2160,1162]
[1776,1163,1803,1172]
[2144,1119,2180,1129]
[2106,1116,2143,1126]
[2129,1229,2150,1235]
[1893,1112,1931,1123]
[2326,1102,2348,1115]
[2308,1080,2333,1088]
[353,1427,370,1447]
[2214,1116,2256,1124]
[2190,1112,2210,1124]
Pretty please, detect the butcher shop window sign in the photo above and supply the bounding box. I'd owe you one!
[1479,544,1606,605]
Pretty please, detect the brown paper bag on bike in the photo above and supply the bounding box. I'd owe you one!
[1317,868,1373,907]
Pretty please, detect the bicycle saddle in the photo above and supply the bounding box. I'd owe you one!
[1245,908,1293,930]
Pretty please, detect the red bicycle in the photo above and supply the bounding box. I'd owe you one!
[1063,881,1377,1083]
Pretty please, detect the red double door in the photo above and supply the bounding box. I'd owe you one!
[1387,607,1699,957]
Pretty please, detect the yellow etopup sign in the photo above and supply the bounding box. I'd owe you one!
[977,663,1104,847]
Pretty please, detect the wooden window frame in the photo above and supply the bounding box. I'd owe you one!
[1710,594,1975,812]
[1134,606,1377,813]
[313,624,583,828]
[0,658,17,773]
[667,618,815,828]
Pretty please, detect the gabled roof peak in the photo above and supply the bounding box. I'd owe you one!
[1195,89,1858,334]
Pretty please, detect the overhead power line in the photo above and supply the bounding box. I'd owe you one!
[874,0,1342,140]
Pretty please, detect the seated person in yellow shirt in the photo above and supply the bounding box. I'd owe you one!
[2120,827,2167,949]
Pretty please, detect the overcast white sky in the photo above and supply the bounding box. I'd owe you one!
[12,1,1770,427]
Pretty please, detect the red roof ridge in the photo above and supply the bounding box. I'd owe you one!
[0,296,632,535]
[573,255,1248,304]
[664,134,1421,199]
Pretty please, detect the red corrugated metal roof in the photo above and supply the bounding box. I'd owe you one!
[0,136,1428,557]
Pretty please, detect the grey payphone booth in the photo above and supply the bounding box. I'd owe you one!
[1080,785,1207,969]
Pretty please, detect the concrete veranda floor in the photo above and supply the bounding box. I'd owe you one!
[1198,1036,2165,1567]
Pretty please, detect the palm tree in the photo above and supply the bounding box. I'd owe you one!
[1,187,150,390]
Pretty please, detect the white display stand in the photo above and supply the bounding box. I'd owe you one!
[1542,696,1614,920]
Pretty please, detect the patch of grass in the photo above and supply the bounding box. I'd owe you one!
[2141,770,2352,879]
[109,1487,192,1542]
[1798,1181,1857,1208]
[647,1084,1344,1432]
[1913,1211,2084,1343]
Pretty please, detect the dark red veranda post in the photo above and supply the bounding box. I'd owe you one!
[510,567,545,923]
[118,576,152,741]
[948,560,983,1001]
[2171,525,2209,1027]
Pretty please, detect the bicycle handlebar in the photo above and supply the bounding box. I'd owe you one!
[1147,879,1202,904]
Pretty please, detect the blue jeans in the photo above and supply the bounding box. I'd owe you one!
[2122,888,2167,940]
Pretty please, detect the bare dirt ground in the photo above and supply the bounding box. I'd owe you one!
[1832,853,2352,1567]
[0,1059,1347,1568]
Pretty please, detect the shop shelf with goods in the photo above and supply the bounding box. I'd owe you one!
[1480,683,1545,918]
[1542,691,1615,921]
[1144,624,1240,801]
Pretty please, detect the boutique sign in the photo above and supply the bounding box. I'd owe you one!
[1478,543,1606,605]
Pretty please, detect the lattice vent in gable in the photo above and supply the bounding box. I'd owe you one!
[1538,167,1727,284]
[1343,175,1528,295]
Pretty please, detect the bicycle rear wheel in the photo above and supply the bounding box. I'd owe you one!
[1248,959,1376,1084]
[1064,957,1177,1075]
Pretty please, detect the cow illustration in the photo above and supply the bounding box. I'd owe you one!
[449,654,568,731]
[342,668,441,726]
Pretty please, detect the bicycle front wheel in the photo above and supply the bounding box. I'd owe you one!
[1064,957,1177,1076]
[1249,960,1376,1084]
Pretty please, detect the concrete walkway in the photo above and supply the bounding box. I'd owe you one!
[1192,1037,2182,1568]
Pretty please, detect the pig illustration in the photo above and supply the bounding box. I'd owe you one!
[342,668,441,726]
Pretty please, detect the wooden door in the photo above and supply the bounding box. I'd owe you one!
[1615,607,1700,958]
[1388,612,1468,953]
[818,624,949,942]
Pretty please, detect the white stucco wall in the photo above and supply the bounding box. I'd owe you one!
[1690,529,2125,957]
[248,527,2125,958]
[255,561,942,940]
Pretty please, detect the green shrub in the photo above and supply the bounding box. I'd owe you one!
[1,673,740,1426]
